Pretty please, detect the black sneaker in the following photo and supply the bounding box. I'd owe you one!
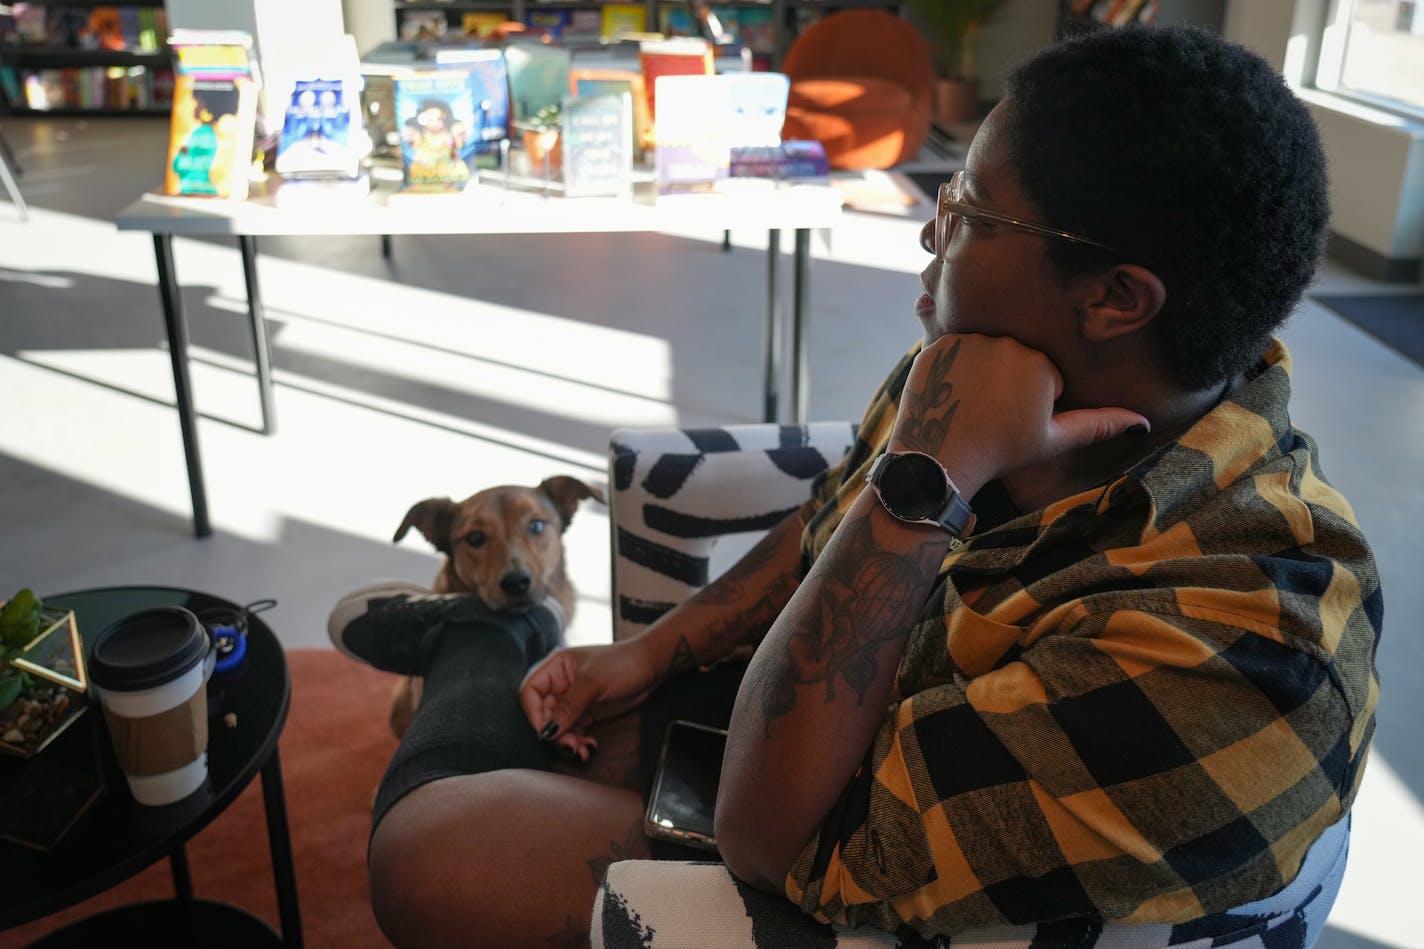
[328,582,566,674]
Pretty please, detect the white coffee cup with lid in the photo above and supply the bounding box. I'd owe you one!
[88,606,216,806]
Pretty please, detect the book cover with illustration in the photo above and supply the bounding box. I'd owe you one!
[725,72,789,148]
[561,91,633,197]
[163,30,258,200]
[276,77,364,179]
[434,47,510,147]
[653,74,730,194]
[394,71,478,192]
[164,76,258,198]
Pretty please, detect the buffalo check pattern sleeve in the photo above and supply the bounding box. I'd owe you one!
[784,340,1382,938]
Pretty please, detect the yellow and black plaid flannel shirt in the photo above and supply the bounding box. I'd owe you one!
[786,340,1381,936]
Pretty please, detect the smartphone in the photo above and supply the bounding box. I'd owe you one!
[644,720,727,854]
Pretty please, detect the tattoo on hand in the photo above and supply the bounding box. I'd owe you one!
[754,515,942,735]
[898,337,962,454]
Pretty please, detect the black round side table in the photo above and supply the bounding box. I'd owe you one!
[0,587,303,948]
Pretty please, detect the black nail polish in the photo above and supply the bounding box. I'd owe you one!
[1125,423,1151,437]
[539,721,559,741]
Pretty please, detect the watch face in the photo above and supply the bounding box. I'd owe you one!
[880,453,948,521]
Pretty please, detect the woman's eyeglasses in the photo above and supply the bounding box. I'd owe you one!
[923,170,1121,259]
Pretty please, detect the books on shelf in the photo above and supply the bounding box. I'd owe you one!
[434,47,511,148]
[525,9,569,39]
[164,30,260,200]
[3,64,172,111]
[399,12,447,41]
[394,71,480,193]
[460,12,507,39]
[600,3,647,41]
[561,91,634,198]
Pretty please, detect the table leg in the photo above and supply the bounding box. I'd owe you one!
[792,228,810,424]
[763,228,781,424]
[153,234,211,538]
[261,749,304,948]
[0,143,27,223]
[237,236,276,435]
[169,843,193,902]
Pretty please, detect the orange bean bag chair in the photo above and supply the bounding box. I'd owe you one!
[780,9,935,171]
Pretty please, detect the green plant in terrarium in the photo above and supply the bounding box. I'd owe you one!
[517,103,563,133]
[0,588,45,710]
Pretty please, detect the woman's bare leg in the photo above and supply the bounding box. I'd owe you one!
[369,769,649,948]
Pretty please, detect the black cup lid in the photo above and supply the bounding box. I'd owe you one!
[88,606,209,691]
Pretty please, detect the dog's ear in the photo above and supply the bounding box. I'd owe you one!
[539,476,605,532]
[393,498,458,554]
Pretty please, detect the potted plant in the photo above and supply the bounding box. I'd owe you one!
[515,103,563,173]
[906,0,1009,126]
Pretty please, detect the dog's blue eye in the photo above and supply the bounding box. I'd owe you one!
[464,531,485,548]
[528,519,546,535]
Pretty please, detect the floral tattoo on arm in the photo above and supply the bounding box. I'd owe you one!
[895,337,962,455]
[751,514,944,735]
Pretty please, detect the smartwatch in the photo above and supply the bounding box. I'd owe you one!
[865,451,976,540]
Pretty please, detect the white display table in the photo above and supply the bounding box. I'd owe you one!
[116,179,842,537]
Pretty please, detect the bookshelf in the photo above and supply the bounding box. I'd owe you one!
[1055,0,1225,38]
[0,1,172,115]
[392,1,904,70]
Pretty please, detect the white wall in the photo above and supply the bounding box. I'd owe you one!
[1224,0,1424,274]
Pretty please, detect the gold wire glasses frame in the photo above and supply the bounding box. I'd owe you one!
[924,170,1121,259]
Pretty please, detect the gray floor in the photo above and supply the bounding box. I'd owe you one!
[0,117,1420,947]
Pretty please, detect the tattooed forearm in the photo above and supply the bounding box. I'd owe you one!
[897,336,963,454]
[753,510,946,734]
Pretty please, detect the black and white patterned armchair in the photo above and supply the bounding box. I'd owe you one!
[595,423,1351,949]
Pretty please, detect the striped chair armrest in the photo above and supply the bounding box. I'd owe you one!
[594,815,1350,948]
[607,422,855,642]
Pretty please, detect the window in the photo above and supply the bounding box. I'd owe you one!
[1316,0,1424,116]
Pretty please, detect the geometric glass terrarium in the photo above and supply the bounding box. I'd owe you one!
[0,605,91,758]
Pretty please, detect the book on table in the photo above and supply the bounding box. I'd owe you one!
[276,77,366,180]
[725,72,789,149]
[506,43,572,126]
[637,37,713,121]
[569,68,652,155]
[434,47,511,150]
[394,71,480,193]
[653,73,730,194]
[561,91,634,198]
[163,30,260,200]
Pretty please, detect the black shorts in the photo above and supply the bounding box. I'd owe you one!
[636,660,748,861]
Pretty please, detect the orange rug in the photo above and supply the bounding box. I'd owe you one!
[0,649,399,949]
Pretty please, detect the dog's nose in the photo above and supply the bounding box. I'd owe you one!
[500,572,532,597]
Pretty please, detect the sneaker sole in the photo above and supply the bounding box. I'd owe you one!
[327,580,434,665]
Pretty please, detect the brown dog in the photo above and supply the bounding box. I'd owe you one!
[387,475,604,738]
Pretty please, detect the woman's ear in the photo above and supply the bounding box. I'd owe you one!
[1077,264,1167,341]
